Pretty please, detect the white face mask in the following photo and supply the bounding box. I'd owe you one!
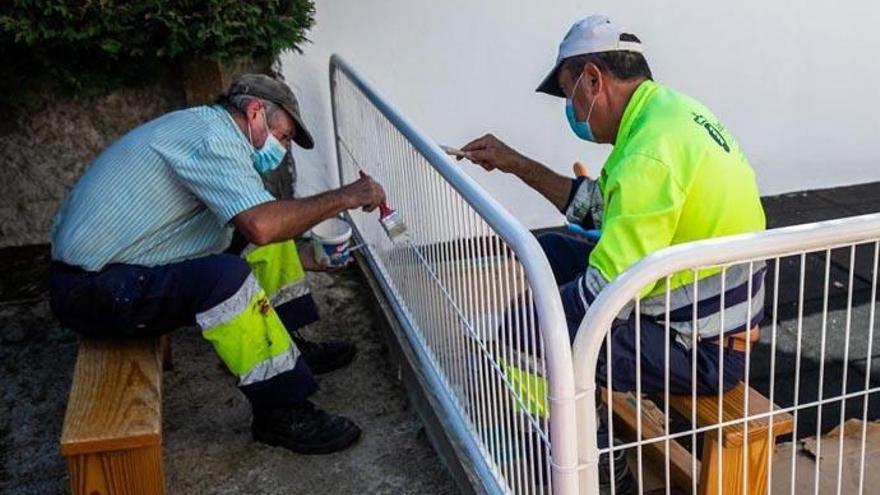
[248,109,287,175]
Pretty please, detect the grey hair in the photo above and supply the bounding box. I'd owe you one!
[223,94,286,127]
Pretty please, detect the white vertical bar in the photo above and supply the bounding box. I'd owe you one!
[447,184,469,410]
[512,259,532,493]
[464,208,488,460]
[766,257,780,493]
[517,238,536,492]
[502,239,530,493]
[519,282,536,491]
[691,270,699,495]
[436,177,454,385]
[789,253,807,495]
[742,261,754,495]
[488,224,510,484]
[858,241,879,495]
[520,261,535,494]
[812,250,832,495]
[635,295,644,495]
[834,245,856,495]
[429,167,451,385]
[453,196,476,420]
[468,208,498,480]
[605,308,617,495]
[532,288,552,495]
[664,275,672,495]
[477,222,508,492]
[517,266,550,494]
[717,266,727,495]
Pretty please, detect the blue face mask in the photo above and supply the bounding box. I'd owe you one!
[250,109,287,175]
[565,73,598,142]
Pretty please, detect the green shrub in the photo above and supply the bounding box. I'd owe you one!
[0,0,315,108]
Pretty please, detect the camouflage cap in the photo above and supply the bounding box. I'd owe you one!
[225,73,315,149]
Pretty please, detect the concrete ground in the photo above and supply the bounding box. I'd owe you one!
[0,262,457,494]
[1,181,878,494]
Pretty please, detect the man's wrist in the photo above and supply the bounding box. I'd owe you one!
[508,155,533,177]
[334,187,355,211]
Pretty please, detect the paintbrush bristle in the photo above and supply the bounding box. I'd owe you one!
[380,211,408,239]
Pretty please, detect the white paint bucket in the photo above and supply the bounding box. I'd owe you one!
[311,218,353,268]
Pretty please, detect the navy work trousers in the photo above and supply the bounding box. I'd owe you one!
[536,232,746,447]
[49,248,319,408]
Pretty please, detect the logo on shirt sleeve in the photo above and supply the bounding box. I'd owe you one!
[691,113,730,153]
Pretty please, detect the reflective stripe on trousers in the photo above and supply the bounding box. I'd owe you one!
[241,240,312,307]
[197,240,312,387]
[197,273,300,386]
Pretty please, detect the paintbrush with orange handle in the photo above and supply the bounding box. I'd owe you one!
[358,170,408,240]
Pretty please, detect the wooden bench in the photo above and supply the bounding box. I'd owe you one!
[60,336,171,495]
[603,382,793,495]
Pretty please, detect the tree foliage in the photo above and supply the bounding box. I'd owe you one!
[0,0,316,107]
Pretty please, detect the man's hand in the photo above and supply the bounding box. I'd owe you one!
[297,239,352,272]
[460,133,573,211]
[459,133,528,174]
[233,177,385,246]
[342,174,386,212]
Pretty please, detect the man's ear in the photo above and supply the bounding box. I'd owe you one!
[584,63,603,95]
[245,98,264,123]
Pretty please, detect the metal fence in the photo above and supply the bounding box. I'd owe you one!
[328,54,880,495]
[572,213,880,494]
[329,55,579,494]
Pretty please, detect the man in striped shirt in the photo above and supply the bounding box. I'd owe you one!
[50,74,383,454]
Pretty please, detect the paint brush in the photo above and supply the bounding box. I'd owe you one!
[358,170,408,240]
[378,202,408,240]
[440,144,470,160]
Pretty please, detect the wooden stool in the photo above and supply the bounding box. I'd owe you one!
[60,337,168,494]
[603,382,793,495]
[669,382,793,495]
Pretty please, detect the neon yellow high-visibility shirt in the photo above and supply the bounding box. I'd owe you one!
[567,80,765,298]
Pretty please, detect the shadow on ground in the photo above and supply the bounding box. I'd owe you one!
[0,253,456,495]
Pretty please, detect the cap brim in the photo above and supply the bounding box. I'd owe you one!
[535,61,566,98]
[282,105,314,149]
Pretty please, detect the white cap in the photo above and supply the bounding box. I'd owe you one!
[535,15,643,97]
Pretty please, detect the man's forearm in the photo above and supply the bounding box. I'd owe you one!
[236,190,350,245]
[509,157,573,211]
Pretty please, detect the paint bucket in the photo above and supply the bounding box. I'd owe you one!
[311,218,353,268]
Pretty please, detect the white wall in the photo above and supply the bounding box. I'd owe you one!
[282,0,880,230]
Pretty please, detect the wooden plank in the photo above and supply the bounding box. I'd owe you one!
[60,339,163,456]
[668,383,794,448]
[601,388,697,493]
[699,434,773,495]
[67,445,164,495]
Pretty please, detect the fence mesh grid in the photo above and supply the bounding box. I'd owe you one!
[332,67,557,494]
[582,240,880,495]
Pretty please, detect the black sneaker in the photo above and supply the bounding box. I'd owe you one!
[292,334,357,374]
[252,401,362,454]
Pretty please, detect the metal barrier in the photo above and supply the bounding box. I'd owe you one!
[329,55,579,494]
[573,213,880,494]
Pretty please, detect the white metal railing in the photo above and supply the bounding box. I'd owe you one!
[329,55,579,494]
[573,213,880,494]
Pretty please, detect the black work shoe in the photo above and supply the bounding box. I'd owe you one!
[252,401,361,454]
[598,444,636,495]
[292,334,356,374]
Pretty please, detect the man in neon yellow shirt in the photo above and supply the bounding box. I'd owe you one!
[460,15,766,490]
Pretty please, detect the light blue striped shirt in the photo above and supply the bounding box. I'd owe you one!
[52,105,274,271]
